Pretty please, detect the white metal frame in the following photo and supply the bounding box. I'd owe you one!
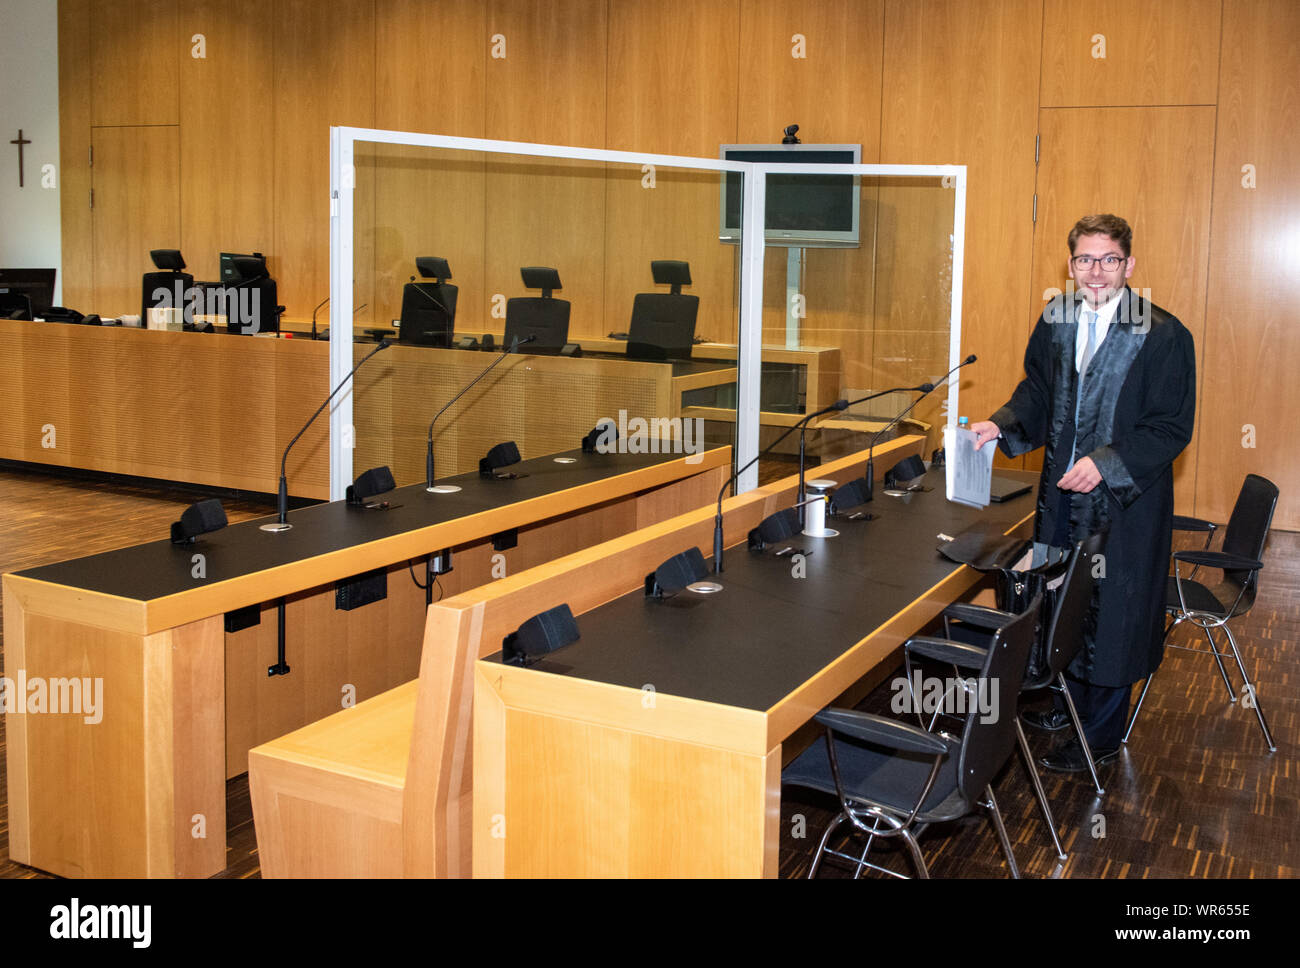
[328,127,965,501]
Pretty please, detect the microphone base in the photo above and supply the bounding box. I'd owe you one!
[686,580,723,594]
[259,521,293,533]
[801,528,839,538]
[426,484,463,494]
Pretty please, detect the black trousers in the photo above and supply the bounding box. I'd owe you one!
[1054,675,1130,749]
[1048,489,1129,749]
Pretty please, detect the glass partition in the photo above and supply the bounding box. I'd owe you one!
[341,140,745,494]
[754,171,958,481]
[330,129,963,501]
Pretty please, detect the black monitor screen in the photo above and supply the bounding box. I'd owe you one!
[719,145,860,247]
[0,267,56,315]
[219,252,266,285]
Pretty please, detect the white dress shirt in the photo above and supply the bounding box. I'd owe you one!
[1075,289,1123,373]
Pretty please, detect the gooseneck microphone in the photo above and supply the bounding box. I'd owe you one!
[791,382,938,529]
[862,354,977,502]
[260,339,392,533]
[310,297,329,340]
[713,397,848,574]
[425,334,535,493]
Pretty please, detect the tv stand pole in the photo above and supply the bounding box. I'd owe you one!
[785,246,805,348]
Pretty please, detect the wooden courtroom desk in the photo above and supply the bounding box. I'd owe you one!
[0,317,749,498]
[467,447,1037,877]
[3,445,728,878]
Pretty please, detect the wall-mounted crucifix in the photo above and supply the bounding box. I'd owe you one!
[11,129,32,187]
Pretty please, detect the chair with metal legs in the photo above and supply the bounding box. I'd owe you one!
[932,529,1110,868]
[783,595,1040,879]
[1124,474,1279,752]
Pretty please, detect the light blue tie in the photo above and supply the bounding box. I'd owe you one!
[1069,309,1098,470]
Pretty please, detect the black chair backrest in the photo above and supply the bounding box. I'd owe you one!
[504,296,570,352]
[142,270,195,322]
[400,280,458,345]
[1220,474,1279,602]
[627,292,699,360]
[224,276,282,334]
[1037,531,1108,686]
[956,594,1040,803]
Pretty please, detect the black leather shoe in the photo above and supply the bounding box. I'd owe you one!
[1039,739,1120,773]
[1021,707,1072,732]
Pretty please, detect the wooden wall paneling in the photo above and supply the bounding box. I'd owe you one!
[352,142,380,329]
[1032,106,1216,513]
[365,145,488,335]
[737,0,885,364]
[272,0,376,323]
[89,125,181,319]
[372,1,489,333]
[606,0,739,157]
[484,0,607,148]
[604,0,742,347]
[602,165,740,346]
[881,0,1043,459]
[375,0,487,137]
[483,155,606,338]
[178,0,275,285]
[88,0,179,126]
[1040,0,1222,108]
[736,0,883,154]
[58,0,94,311]
[1199,0,1300,530]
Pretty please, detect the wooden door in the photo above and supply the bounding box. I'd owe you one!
[1030,106,1215,512]
[90,125,181,318]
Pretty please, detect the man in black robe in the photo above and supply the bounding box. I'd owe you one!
[970,213,1196,772]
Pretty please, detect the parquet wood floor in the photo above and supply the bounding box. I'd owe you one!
[1,465,1294,879]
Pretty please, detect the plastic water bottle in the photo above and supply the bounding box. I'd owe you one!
[957,415,969,432]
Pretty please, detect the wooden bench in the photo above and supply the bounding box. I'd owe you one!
[249,438,924,876]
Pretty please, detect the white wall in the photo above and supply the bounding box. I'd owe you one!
[0,0,62,304]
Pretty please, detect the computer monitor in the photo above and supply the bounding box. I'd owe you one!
[219,252,266,285]
[504,267,570,354]
[0,267,56,316]
[0,292,33,320]
[627,260,698,361]
[400,257,457,347]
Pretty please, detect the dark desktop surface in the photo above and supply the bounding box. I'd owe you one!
[490,468,1037,711]
[16,448,709,600]
[578,349,733,377]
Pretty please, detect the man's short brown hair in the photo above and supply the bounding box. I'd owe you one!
[1068,214,1132,256]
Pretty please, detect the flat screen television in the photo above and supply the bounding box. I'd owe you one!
[718,144,861,248]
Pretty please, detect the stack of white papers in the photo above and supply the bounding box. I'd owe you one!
[944,425,995,508]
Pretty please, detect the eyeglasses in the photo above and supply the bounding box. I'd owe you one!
[1071,254,1126,270]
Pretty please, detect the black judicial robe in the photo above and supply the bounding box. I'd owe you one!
[990,287,1196,687]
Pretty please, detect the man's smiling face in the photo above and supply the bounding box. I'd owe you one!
[1068,232,1135,309]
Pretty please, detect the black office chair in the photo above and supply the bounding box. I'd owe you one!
[141,248,194,322]
[783,594,1040,879]
[1124,474,1279,752]
[504,267,570,353]
[224,255,284,334]
[627,260,699,361]
[400,256,458,346]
